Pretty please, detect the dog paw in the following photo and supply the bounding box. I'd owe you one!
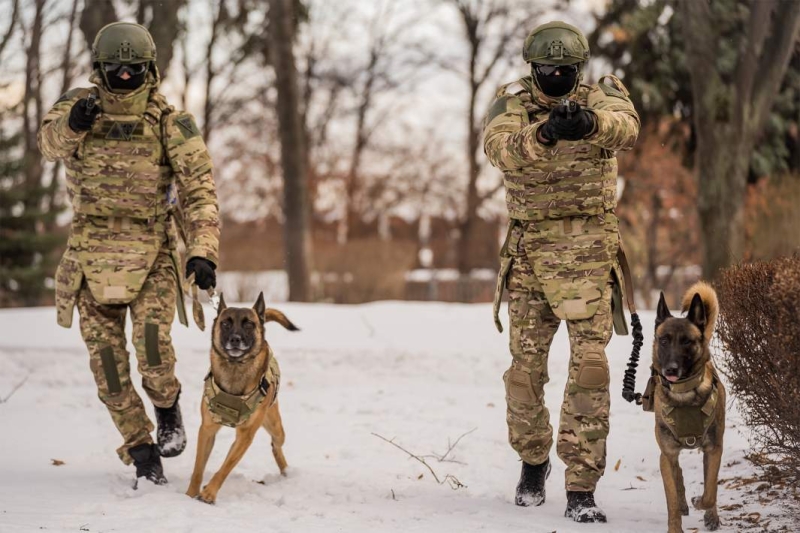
[197,487,217,505]
[693,495,716,511]
[704,510,720,531]
[680,502,689,516]
[692,495,711,511]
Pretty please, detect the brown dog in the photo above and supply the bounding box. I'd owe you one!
[653,282,726,533]
[186,292,298,504]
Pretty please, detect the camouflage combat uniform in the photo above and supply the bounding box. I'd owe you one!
[485,73,639,491]
[39,67,220,464]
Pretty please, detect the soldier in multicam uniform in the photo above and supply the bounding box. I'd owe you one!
[38,22,220,486]
[485,21,639,522]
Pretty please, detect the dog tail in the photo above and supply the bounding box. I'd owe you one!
[264,309,300,331]
[681,281,718,340]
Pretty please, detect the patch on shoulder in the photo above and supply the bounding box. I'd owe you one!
[175,114,200,139]
[486,96,511,123]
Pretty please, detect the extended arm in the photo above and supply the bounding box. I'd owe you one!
[483,94,553,172]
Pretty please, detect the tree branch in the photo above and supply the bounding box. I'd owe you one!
[734,0,775,110]
[677,0,722,125]
[0,0,19,63]
[750,1,800,132]
[372,432,466,489]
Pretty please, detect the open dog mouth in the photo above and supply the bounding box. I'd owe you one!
[663,372,681,383]
[224,344,250,358]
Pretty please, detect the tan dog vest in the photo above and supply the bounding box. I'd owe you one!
[203,353,280,428]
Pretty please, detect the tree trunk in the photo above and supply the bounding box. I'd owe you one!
[137,0,185,77]
[679,0,800,279]
[457,82,481,274]
[45,0,80,230]
[79,0,117,50]
[268,0,313,302]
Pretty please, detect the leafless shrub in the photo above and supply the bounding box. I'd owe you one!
[716,256,800,478]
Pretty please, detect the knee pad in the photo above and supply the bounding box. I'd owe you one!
[575,352,609,390]
[504,366,542,404]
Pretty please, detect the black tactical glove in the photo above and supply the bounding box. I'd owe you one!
[186,257,217,290]
[546,102,596,141]
[68,98,101,132]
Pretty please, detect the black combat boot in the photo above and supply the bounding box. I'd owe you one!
[515,459,551,506]
[154,391,186,458]
[129,443,168,486]
[565,490,607,523]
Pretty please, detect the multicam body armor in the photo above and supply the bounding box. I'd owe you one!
[40,72,220,326]
[487,75,639,322]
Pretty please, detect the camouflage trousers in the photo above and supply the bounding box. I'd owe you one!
[503,232,613,492]
[76,250,181,464]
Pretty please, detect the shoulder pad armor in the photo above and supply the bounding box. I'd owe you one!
[54,87,93,105]
[597,74,630,99]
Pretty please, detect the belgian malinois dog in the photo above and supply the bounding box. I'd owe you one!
[653,282,726,533]
[186,292,298,504]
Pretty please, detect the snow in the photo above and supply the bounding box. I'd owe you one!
[0,302,794,532]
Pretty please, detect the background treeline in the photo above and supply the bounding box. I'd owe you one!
[1,0,798,306]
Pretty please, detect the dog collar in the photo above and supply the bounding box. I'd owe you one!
[203,352,280,428]
[656,364,707,394]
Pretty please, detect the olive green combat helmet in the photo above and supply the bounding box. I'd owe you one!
[92,22,158,83]
[522,21,589,65]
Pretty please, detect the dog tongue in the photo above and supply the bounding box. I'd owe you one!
[666,375,679,383]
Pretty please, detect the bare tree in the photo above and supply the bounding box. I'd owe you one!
[44,0,81,228]
[445,0,529,273]
[136,0,186,77]
[268,0,313,301]
[677,0,800,278]
[338,2,421,243]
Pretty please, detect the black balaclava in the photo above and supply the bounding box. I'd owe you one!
[533,67,578,98]
[107,71,146,92]
[98,62,149,92]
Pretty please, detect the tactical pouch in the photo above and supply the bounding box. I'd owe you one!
[55,249,84,328]
[641,375,656,412]
[493,220,520,333]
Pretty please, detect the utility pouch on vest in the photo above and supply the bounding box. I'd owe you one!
[55,248,84,328]
[493,219,520,333]
[641,375,656,412]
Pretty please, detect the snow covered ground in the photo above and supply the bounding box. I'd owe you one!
[0,302,794,533]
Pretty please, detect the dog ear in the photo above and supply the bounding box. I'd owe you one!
[656,292,672,327]
[217,293,227,313]
[253,291,266,323]
[686,292,706,337]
